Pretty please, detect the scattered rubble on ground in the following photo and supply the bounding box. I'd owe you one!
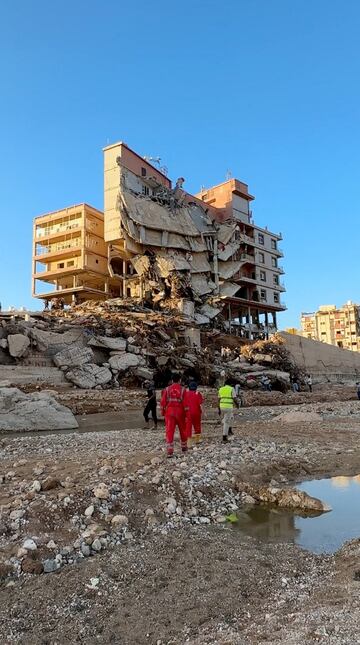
[0,304,304,392]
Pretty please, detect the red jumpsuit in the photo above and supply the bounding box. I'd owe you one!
[161,383,187,456]
[184,390,203,441]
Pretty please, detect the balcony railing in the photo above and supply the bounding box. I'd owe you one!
[239,253,255,263]
[35,240,81,255]
[240,233,255,245]
[36,222,82,238]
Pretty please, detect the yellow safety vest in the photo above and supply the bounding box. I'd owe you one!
[218,385,234,409]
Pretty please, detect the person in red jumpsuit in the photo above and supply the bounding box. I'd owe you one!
[161,374,187,457]
[184,381,204,447]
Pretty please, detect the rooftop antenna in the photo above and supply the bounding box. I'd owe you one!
[143,155,168,176]
[225,169,232,180]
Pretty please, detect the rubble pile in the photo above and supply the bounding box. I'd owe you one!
[0,303,299,391]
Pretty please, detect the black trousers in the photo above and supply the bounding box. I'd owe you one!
[143,399,157,424]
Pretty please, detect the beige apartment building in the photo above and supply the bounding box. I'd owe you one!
[32,142,286,336]
[301,302,360,351]
[32,204,120,304]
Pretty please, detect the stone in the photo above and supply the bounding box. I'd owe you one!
[41,477,60,491]
[46,540,57,549]
[23,538,37,551]
[134,366,154,380]
[109,353,141,372]
[111,514,128,527]
[65,364,112,389]
[0,388,78,431]
[10,509,25,520]
[17,548,28,558]
[30,328,87,356]
[93,483,110,500]
[84,505,95,517]
[89,336,127,351]
[0,339,8,349]
[8,334,30,358]
[43,558,59,573]
[81,543,91,557]
[91,538,102,552]
[53,346,94,368]
[21,557,43,575]
[31,480,42,492]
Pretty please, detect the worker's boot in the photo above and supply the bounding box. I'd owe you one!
[187,436,193,449]
[228,428,233,436]
[194,434,201,445]
[222,435,229,443]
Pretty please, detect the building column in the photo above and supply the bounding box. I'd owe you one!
[105,279,109,295]
[248,306,253,340]
[272,312,277,329]
[228,303,232,334]
[123,260,127,298]
[265,312,269,339]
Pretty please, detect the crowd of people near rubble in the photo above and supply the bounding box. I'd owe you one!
[142,371,318,457]
[142,373,245,457]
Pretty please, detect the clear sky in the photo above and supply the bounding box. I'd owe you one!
[1,0,359,328]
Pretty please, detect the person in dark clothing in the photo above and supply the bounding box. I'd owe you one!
[143,381,158,429]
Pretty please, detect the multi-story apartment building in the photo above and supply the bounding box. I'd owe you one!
[301,302,360,351]
[32,142,286,337]
[197,179,285,332]
[32,204,119,304]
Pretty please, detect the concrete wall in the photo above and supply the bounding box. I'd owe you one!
[281,331,360,381]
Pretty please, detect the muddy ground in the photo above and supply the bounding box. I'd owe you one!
[1,386,360,644]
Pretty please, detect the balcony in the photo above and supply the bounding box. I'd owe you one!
[239,253,255,264]
[36,221,82,239]
[239,233,255,245]
[272,246,284,258]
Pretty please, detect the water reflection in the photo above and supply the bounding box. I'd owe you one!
[234,475,360,554]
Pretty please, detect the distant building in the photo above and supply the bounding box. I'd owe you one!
[300,302,360,351]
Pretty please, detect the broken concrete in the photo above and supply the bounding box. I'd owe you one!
[0,387,78,431]
[65,364,112,389]
[53,346,94,369]
[109,353,141,372]
[8,334,30,358]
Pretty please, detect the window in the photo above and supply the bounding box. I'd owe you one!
[141,167,147,177]
[57,262,64,269]
[260,270,266,281]
[271,256,277,267]
[273,292,280,303]
[95,259,99,264]
[258,252,265,263]
[142,185,150,196]
[271,238,277,250]
[258,233,264,245]
[260,289,267,301]
[273,275,279,285]
[67,260,74,267]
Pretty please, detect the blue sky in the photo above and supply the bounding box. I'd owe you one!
[1,0,359,328]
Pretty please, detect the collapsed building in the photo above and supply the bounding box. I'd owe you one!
[32,142,285,339]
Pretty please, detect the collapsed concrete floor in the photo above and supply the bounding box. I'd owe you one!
[0,385,360,644]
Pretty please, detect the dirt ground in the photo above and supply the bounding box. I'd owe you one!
[1,385,360,644]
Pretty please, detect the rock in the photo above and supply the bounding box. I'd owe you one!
[0,388,78,431]
[157,356,169,367]
[10,509,25,520]
[275,410,322,424]
[93,483,110,500]
[53,346,94,368]
[111,514,128,527]
[21,557,43,575]
[134,367,154,381]
[8,334,30,358]
[41,477,60,491]
[43,558,59,573]
[46,540,57,549]
[31,480,42,492]
[81,543,91,557]
[84,505,95,517]
[30,328,87,356]
[239,483,332,513]
[91,538,102,552]
[23,538,37,551]
[65,364,112,389]
[109,353,141,372]
[89,336,127,351]
[17,548,28,558]
[0,340,8,349]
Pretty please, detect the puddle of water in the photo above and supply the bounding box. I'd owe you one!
[234,475,360,554]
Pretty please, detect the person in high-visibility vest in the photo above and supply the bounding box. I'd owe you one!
[218,379,238,443]
[184,381,204,447]
[161,374,187,457]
